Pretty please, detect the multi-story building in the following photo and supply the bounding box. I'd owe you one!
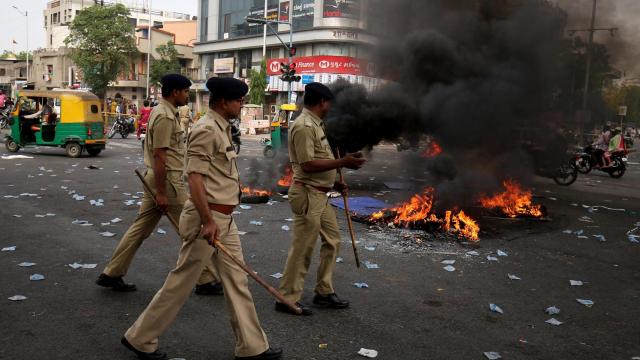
[0,58,30,96]
[44,0,192,50]
[194,0,383,105]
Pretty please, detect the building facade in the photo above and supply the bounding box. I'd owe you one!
[0,59,30,97]
[194,0,384,105]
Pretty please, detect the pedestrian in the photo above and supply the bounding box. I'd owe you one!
[275,82,366,316]
[137,100,152,140]
[96,74,223,296]
[121,77,282,360]
[178,104,192,135]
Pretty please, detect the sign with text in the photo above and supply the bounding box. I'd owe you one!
[213,57,235,74]
[323,0,361,19]
[267,56,376,77]
[279,1,290,22]
[293,0,315,30]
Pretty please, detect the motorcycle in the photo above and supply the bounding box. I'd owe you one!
[0,102,15,129]
[107,115,135,139]
[230,119,241,154]
[574,145,627,178]
[525,144,578,186]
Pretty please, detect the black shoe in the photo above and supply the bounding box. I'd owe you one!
[275,301,313,316]
[194,282,224,295]
[235,347,283,360]
[121,337,167,360]
[96,273,137,292]
[313,293,350,309]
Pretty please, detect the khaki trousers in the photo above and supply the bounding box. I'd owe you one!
[278,184,341,303]
[124,200,270,357]
[102,171,218,286]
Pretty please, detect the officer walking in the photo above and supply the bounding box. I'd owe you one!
[96,74,222,296]
[275,83,365,316]
[121,77,282,360]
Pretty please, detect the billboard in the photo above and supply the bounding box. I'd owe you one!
[267,56,376,77]
[213,58,235,74]
[293,0,314,30]
[247,4,279,27]
[279,1,290,22]
[323,0,361,19]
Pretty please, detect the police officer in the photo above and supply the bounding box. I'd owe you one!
[178,104,192,135]
[121,77,282,360]
[96,74,222,296]
[275,83,365,316]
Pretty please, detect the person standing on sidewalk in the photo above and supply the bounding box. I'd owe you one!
[122,77,282,360]
[275,83,366,316]
[96,74,222,296]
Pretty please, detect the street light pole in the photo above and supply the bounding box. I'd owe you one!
[12,6,29,84]
[147,0,152,99]
[262,0,267,58]
[582,0,597,111]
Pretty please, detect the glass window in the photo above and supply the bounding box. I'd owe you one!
[200,0,209,41]
[90,105,99,113]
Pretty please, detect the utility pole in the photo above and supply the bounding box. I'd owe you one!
[12,6,29,84]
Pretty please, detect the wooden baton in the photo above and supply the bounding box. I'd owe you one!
[336,150,361,268]
[134,169,302,315]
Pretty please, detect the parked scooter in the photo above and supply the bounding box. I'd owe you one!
[107,115,135,139]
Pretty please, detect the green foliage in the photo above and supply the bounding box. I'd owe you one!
[64,4,138,98]
[149,41,182,86]
[0,50,31,60]
[248,60,267,105]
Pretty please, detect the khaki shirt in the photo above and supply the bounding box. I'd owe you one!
[289,108,336,188]
[178,105,191,123]
[185,109,240,206]
[143,99,185,172]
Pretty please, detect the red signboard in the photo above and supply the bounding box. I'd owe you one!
[267,56,376,77]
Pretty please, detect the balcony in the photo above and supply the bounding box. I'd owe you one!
[181,68,201,81]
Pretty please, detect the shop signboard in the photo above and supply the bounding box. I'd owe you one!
[267,56,376,77]
[323,0,361,19]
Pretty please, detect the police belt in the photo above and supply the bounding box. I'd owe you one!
[294,181,332,193]
[208,203,236,215]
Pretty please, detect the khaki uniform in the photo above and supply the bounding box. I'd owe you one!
[124,109,270,357]
[278,108,341,303]
[102,99,219,286]
[178,105,191,135]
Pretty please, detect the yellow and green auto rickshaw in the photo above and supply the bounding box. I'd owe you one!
[4,90,106,158]
[263,103,297,158]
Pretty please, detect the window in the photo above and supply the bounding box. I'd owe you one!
[44,15,47,27]
[0,69,6,76]
[50,35,53,46]
[90,105,99,113]
[200,0,209,41]
[223,13,230,34]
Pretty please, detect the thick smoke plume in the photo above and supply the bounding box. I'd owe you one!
[325,0,570,210]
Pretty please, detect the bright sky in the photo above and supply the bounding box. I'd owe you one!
[0,0,198,53]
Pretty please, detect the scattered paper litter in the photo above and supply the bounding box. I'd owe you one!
[483,352,502,360]
[68,262,98,269]
[270,272,283,279]
[363,261,380,269]
[157,228,167,235]
[629,234,640,243]
[357,348,378,358]
[443,265,456,272]
[281,225,290,231]
[364,246,376,251]
[577,235,589,239]
[100,222,111,226]
[465,251,479,256]
[546,318,563,326]
[562,229,573,234]
[45,213,56,217]
[578,216,594,223]
[570,280,584,286]
[8,295,28,301]
[12,214,22,218]
[281,195,289,199]
[267,200,278,205]
[72,194,86,201]
[2,155,33,159]
[99,232,116,237]
[496,250,508,257]
[2,246,16,252]
[487,256,498,261]
[489,303,504,314]
[89,199,105,207]
[545,306,561,315]
[124,200,136,206]
[18,262,36,267]
[441,260,456,265]
[354,282,369,288]
[592,234,606,242]
[239,205,252,210]
[249,220,263,226]
[284,218,294,222]
[35,214,46,218]
[576,298,594,307]
[336,257,344,263]
[507,274,522,281]
[237,231,248,236]
[29,274,45,281]
[72,219,93,226]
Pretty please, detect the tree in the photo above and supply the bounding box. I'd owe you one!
[0,50,32,60]
[64,4,138,99]
[248,60,267,105]
[149,41,181,86]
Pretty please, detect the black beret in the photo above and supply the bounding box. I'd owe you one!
[160,74,192,90]
[206,77,249,100]
[304,82,334,100]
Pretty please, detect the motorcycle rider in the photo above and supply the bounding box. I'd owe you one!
[592,125,611,168]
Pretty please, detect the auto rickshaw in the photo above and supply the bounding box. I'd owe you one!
[4,90,106,158]
[263,103,297,158]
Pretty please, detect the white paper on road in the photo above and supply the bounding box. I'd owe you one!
[443,265,456,272]
[249,220,263,226]
[489,303,504,314]
[18,262,36,267]
[99,232,116,237]
[545,306,561,315]
[101,222,111,226]
[441,260,456,265]
[270,272,283,279]
[364,246,376,251]
[576,298,594,307]
[12,214,21,218]
[239,205,252,210]
[483,352,502,360]
[629,235,640,243]
[8,295,28,301]
[357,348,378,358]
[284,218,294,222]
[592,234,606,242]
[68,262,98,269]
[72,219,92,226]
[1,155,34,159]
[157,228,167,235]
[364,261,380,269]
[496,250,508,257]
[354,282,369,288]
[30,274,45,281]
[487,256,498,261]
[1,246,16,252]
[546,318,563,326]
[35,214,46,218]
[3,195,19,198]
[578,216,594,223]
[336,257,344,263]
[465,251,479,256]
[508,274,522,280]
[110,218,122,223]
[237,231,248,236]
[281,225,290,231]
[570,280,584,286]
[124,200,136,206]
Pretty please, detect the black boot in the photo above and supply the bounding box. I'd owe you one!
[275,301,313,316]
[194,281,224,295]
[96,273,136,292]
[313,293,350,309]
[121,337,167,360]
[235,347,283,360]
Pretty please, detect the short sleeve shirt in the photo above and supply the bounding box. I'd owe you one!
[143,99,185,172]
[289,108,336,188]
[185,110,240,206]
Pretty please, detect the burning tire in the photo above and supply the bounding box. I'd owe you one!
[241,194,271,204]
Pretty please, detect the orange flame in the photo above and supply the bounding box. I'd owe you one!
[479,180,543,218]
[241,186,272,197]
[421,141,443,158]
[277,165,293,187]
[369,188,479,241]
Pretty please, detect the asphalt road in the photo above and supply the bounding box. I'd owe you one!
[1,132,639,360]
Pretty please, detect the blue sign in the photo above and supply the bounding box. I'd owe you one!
[301,75,314,84]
